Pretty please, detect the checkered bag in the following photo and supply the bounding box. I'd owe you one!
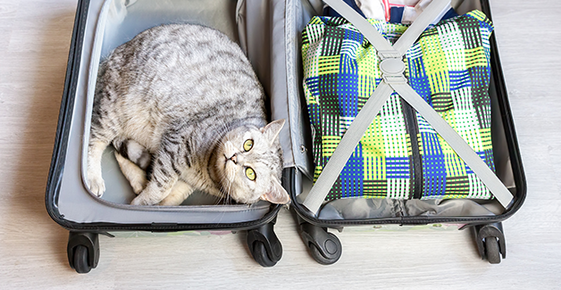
[302,10,495,202]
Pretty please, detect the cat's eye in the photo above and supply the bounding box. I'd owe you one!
[243,139,254,152]
[245,167,256,181]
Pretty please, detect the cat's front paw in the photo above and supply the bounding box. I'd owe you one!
[87,174,106,197]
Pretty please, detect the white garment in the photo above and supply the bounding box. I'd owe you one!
[387,0,420,6]
[355,0,450,24]
[400,0,434,24]
[355,0,386,21]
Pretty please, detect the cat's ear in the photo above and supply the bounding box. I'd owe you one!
[260,177,290,204]
[260,119,285,144]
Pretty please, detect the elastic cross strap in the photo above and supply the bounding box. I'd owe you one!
[302,83,394,214]
[302,0,514,214]
[391,83,514,208]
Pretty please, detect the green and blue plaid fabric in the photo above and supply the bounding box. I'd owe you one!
[302,10,495,201]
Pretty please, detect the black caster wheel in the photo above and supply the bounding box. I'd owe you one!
[251,241,277,267]
[67,232,100,273]
[307,231,342,265]
[298,220,342,265]
[485,237,501,264]
[473,223,506,264]
[73,245,91,273]
[247,220,282,267]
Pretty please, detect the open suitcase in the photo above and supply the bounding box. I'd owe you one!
[289,0,526,265]
[45,0,312,273]
[47,0,525,274]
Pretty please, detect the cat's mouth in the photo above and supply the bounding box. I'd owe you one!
[223,154,238,168]
[222,156,238,183]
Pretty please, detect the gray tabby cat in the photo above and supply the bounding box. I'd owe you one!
[87,23,290,206]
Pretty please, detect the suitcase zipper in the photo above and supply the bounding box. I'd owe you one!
[401,100,423,199]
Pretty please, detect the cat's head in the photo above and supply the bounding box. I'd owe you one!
[212,119,290,204]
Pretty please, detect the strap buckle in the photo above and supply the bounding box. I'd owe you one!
[379,57,408,84]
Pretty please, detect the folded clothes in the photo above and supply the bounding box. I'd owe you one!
[302,10,496,201]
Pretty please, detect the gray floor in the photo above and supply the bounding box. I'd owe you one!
[1,0,559,289]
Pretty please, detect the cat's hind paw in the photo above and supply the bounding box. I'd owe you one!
[130,195,150,206]
[130,180,146,195]
[87,174,106,197]
[114,151,147,195]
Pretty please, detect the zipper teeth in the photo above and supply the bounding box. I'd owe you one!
[56,205,281,232]
[302,212,507,226]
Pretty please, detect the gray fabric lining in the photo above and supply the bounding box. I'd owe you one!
[318,199,497,220]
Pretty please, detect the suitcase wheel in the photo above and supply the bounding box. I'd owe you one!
[298,221,342,265]
[307,231,341,265]
[67,232,100,273]
[247,220,282,267]
[72,245,91,273]
[250,241,277,267]
[484,236,501,264]
[473,222,506,264]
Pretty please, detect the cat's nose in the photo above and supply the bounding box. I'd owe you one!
[230,154,237,164]
[229,153,244,165]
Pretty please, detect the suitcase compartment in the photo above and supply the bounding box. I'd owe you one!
[285,0,526,264]
[46,0,305,272]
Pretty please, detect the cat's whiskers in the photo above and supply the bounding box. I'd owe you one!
[218,176,232,205]
[212,158,232,205]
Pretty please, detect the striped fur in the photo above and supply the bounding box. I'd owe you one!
[87,24,289,206]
